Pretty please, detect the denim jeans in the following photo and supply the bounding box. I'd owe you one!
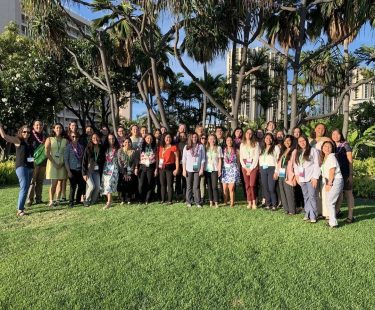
[300,181,318,220]
[85,171,101,205]
[325,178,344,227]
[16,166,34,211]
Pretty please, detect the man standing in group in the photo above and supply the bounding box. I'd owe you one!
[27,120,47,205]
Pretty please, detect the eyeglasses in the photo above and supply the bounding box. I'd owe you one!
[22,131,31,134]
[71,136,78,139]
[201,137,206,140]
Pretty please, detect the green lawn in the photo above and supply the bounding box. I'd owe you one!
[0,186,375,309]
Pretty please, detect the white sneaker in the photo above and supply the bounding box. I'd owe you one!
[197,205,203,208]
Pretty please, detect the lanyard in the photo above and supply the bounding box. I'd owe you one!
[94,149,99,162]
[299,151,305,166]
[281,155,286,167]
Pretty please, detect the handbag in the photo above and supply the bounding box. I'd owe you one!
[33,143,46,165]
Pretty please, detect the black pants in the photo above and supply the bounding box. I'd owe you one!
[160,165,175,202]
[205,171,219,203]
[259,166,277,207]
[175,173,186,200]
[295,184,305,208]
[69,169,85,204]
[279,178,296,214]
[138,164,156,203]
[186,172,201,205]
[119,173,137,202]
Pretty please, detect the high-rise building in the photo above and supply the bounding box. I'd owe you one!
[0,0,132,128]
[226,47,283,123]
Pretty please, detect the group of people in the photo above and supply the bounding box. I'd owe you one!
[0,120,355,228]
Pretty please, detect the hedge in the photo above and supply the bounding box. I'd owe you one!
[0,160,17,186]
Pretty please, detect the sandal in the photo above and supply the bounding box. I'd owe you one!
[103,203,111,210]
[16,211,26,217]
[346,217,355,224]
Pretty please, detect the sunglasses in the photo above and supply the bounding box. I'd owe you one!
[71,136,78,139]
[201,137,206,140]
[23,131,31,134]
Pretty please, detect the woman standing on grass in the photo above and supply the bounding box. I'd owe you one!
[175,132,187,202]
[204,134,223,208]
[294,135,321,223]
[64,132,85,208]
[45,123,68,207]
[274,135,297,215]
[331,129,355,223]
[82,133,104,207]
[117,138,138,205]
[182,133,205,208]
[0,123,34,216]
[320,141,344,228]
[222,136,240,208]
[259,133,280,210]
[138,134,158,204]
[158,133,179,205]
[239,128,260,210]
[101,133,120,209]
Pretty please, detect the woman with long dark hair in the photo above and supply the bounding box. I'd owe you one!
[0,123,34,216]
[320,140,344,228]
[175,132,187,202]
[294,135,321,223]
[259,133,280,210]
[222,136,240,208]
[274,135,297,215]
[45,123,68,207]
[64,131,85,208]
[82,133,104,207]
[158,133,179,204]
[101,133,120,209]
[138,134,158,204]
[117,138,138,205]
[331,129,355,223]
[182,133,205,208]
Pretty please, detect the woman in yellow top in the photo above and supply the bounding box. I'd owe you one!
[45,123,68,207]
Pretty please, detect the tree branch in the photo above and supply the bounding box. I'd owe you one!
[304,76,375,120]
[65,47,108,92]
[244,65,262,78]
[173,27,233,120]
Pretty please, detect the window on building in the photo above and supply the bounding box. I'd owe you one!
[364,84,369,99]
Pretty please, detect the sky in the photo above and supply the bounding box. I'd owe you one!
[68,4,375,118]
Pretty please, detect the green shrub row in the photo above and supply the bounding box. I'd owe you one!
[353,157,375,178]
[0,161,17,186]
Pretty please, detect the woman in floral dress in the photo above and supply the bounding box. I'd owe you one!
[101,133,120,209]
[222,136,240,208]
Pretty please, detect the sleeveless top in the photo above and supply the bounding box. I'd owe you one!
[16,140,34,169]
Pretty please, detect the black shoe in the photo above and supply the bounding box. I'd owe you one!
[336,210,343,218]
[69,203,74,208]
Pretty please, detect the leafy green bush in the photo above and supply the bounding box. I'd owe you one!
[353,158,375,178]
[0,161,17,186]
[353,177,375,199]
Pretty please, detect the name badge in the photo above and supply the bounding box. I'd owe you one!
[94,165,99,171]
[144,159,150,167]
[159,159,164,169]
[126,166,132,176]
[262,165,268,170]
[298,166,304,177]
[245,159,252,169]
[279,168,286,178]
[55,154,60,158]
[224,162,231,169]
[27,157,34,163]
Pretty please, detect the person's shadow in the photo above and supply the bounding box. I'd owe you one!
[345,199,375,223]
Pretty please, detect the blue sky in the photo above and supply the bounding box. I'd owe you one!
[69,4,375,118]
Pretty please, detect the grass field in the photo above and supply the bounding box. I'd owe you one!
[1,186,375,309]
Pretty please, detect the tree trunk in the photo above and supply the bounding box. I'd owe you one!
[150,57,169,130]
[342,40,350,138]
[231,27,250,130]
[202,63,208,128]
[98,37,117,136]
[230,40,237,117]
[290,0,307,133]
[283,46,289,132]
